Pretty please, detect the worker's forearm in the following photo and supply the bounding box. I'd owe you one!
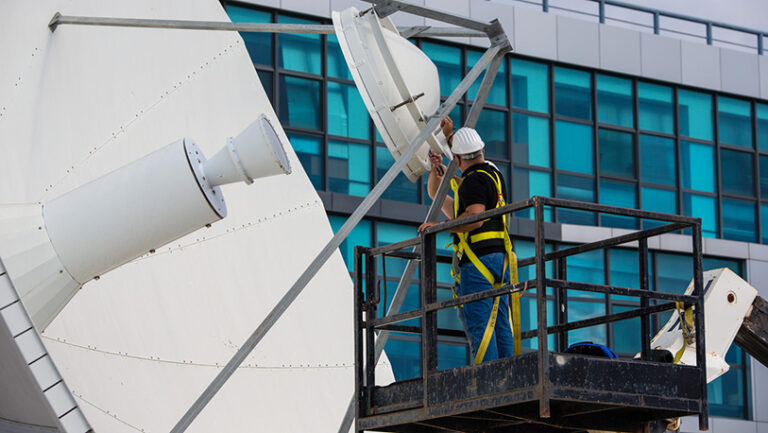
[426,171,441,200]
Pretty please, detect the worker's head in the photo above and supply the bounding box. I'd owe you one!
[450,127,485,171]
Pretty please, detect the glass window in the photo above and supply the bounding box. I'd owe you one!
[327,82,370,140]
[568,301,607,345]
[467,50,507,106]
[638,82,673,134]
[554,67,592,120]
[641,187,677,228]
[639,135,675,186]
[683,193,717,238]
[681,141,716,193]
[762,204,768,244]
[277,15,321,74]
[422,42,461,98]
[227,6,272,66]
[475,109,508,159]
[609,248,649,302]
[513,113,550,167]
[600,180,637,229]
[279,76,321,130]
[679,89,714,141]
[327,34,352,80]
[722,199,756,242]
[385,336,421,380]
[718,97,753,148]
[597,75,633,127]
[511,59,549,113]
[720,149,754,196]
[556,121,593,174]
[329,216,371,272]
[758,103,768,151]
[288,133,323,189]
[599,129,634,178]
[328,140,371,197]
[709,347,749,418]
[761,155,768,200]
[258,70,273,105]
[557,174,595,225]
[513,168,552,221]
[612,305,641,354]
[376,146,419,203]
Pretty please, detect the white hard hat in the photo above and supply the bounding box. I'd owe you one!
[451,127,485,156]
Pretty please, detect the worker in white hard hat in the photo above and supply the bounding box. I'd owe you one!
[418,117,520,364]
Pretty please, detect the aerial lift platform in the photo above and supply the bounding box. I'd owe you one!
[352,196,759,433]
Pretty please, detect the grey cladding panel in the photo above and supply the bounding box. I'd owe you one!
[556,15,599,68]
[681,40,721,91]
[720,48,760,98]
[640,32,682,83]
[599,24,641,76]
[282,0,330,17]
[761,55,768,100]
[469,0,514,49]
[513,6,557,59]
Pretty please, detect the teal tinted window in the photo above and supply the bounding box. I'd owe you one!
[600,180,636,229]
[556,121,593,174]
[513,168,552,221]
[758,104,768,151]
[681,141,716,192]
[475,109,508,159]
[683,193,717,238]
[277,15,321,74]
[568,301,607,344]
[328,140,371,197]
[422,42,461,98]
[228,6,272,66]
[656,252,692,295]
[679,90,713,141]
[761,155,768,199]
[467,50,506,106]
[641,187,677,228]
[376,146,418,203]
[557,174,596,225]
[597,75,633,127]
[554,67,592,120]
[279,76,321,129]
[513,113,550,167]
[327,82,370,140]
[718,97,753,148]
[288,133,323,189]
[385,337,421,380]
[258,71,273,104]
[762,204,768,244]
[599,129,634,178]
[566,248,604,298]
[709,346,749,418]
[722,199,756,242]
[327,34,352,80]
[720,149,754,196]
[613,305,641,354]
[638,82,673,134]
[609,248,648,302]
[329,216,371,272]
[639,135,675,186]
[511,59,549,113]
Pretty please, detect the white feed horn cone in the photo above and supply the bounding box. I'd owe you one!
[203,114,292,187]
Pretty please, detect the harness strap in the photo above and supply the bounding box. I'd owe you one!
[673,302,695,364]
[451,169,521,363]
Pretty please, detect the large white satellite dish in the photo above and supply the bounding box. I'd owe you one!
[0,0,394,431]
[333,7,451,182]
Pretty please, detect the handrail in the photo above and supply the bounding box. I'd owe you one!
[505,0,766,55]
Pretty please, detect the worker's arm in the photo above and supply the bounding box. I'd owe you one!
[426,153,454,218]
[418,204,486,234]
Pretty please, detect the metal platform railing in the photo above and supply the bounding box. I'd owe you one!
[353,196,709,432]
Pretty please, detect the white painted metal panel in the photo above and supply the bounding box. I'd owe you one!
[681,40,721,91]
[1,0,395,431]
[640,33,682,84]
[556,15,600,68]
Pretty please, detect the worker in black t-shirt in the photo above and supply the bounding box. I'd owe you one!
[418,117,518,364]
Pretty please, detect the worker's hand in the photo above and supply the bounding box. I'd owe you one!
[429,152,446,177]
[418,222,440,234]
[440,116,454,138]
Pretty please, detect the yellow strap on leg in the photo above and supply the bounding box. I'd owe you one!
[511,293,522,356]
[473,296,500,364]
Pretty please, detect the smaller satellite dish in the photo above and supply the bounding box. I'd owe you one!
[332,7,451,182]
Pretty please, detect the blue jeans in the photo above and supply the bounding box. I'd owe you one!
[457,252,515,362]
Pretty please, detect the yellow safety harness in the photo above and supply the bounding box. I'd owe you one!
[673,302,695,364]
[449,169,521,364]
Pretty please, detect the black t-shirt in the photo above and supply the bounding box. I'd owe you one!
[454,162,508,264]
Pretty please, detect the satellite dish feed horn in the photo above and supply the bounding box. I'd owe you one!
[0,117,290,330]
